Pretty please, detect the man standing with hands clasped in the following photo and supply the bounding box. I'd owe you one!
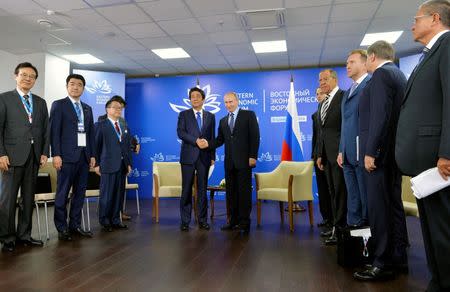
[177,87,215,231]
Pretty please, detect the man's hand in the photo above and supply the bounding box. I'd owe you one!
[316,157,324,171]
[0,155,10,171]
[196,138,208,149]
[437,158,450,180]
[94,166,101,176]
[128,165,132,175]
[90,157,96,169]
[249,158,256,167]
[135,144,141,154]
[40,155,48,168]
[53,156,62,170]
[364,155,376,172]
[211,160,215,166]
[337,153,343,168]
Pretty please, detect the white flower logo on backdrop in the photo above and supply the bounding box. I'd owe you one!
[169,84,221,114]
[151,153,164,162]
[258,152,273,162]
[85,80,112,94]
[130,168,140,178]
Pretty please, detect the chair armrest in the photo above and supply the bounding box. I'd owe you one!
[291,172,313,201]
[153,173,160,198]
[254,171,279,190]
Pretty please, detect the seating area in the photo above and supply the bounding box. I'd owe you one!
[401,176,419,217]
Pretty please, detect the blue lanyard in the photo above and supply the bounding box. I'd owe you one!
[110,119,122,141]
[72,102,83,124]
[20,93,33,116]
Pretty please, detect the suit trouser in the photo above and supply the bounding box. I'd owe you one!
[324,159,347,228]
[416,186,450,292]
[342,161,367,226]
[365,163,408,268]
[99,164,126,226]
[314,163,332,223]
[0,146,38,243]
[54,153,89,232]
[225,166,252,227]
[180,160,209,224]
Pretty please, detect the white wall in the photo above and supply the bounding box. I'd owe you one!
[0,50,18,92]
[44,54,70,111]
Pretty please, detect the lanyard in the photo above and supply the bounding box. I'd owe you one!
[110,120,122,141]
[20,93,33,123]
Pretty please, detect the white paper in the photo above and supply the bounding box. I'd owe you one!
[77,133,87,147]
[350,227,371,238]
[410,167,450,199]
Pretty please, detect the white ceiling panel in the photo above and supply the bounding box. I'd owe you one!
[172,34,217,48]
[96,4,152,25]
[330,1,380,22]
[68,9,111,28]
[209,30,248,45]
[119,22,166,39]
[287,23,327,40]
[285,6,332,26]
[35,0,89,11]
[285,0,332,8]
[1,0,45,15]
[234,0,283,11]
[139,37,179,49]
[247,28,285,42]
[197,14,242,33]
[218,43,254,55]
[224,54,258,63]
[84,0,133,7]
[376,0,422,18]
[327,19,371,37]
[158,18,204,35]
[184,46,223,57]
[138,0,192,21]
[184,0,236,17]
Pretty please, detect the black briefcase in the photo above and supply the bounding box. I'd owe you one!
[336,226,373,268]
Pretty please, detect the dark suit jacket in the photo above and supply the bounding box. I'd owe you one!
[339,75,370,166]
[359,62,406,165]
[396,32,450,176]
[311,111,321,160]
[94,118,132,173]
[317,89,345,162]
[212,109,260,169]
[177,109,215,165]
[0,89,49,166]
[50,97,95,163]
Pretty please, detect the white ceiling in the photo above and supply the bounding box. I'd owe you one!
[0,0,424,76]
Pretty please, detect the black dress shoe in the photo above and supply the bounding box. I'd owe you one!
[324,236,337,245]
[101,225,113,232]
[70,227,93,238]
[180,224,189,231]
[220,224,238,231]
[1,242,15,252]
[365,263,409,274]
[112,223,128,230]
[354,266,395,281]
[17,238,44,247]
[320,230,332,237]
[58,231,72,241]
[239,225,250,234]
[199,223,210,230]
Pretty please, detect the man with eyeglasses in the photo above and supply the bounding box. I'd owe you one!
[94,96,132,232]
[0,62,49,252]
[396,1,450,291]
[50,74,96,241]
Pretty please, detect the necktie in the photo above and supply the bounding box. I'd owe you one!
[196,112,202,130]
[413,47,430,73]
[23,94,31,108]
[229,112,235,133]
[114,121,121,139]
[75,102,82,122]
[349,82,358,97]
[320,95,331,124]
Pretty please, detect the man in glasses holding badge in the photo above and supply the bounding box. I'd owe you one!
[0,62,50,252]
[50,74,96,241]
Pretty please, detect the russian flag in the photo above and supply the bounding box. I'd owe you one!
[281,78,304,161]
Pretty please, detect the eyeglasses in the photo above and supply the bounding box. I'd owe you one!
[18,73,37,80]
[108,106,123,110]
[413,14,432,23]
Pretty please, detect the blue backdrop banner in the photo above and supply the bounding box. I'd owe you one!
[125,67,352,200]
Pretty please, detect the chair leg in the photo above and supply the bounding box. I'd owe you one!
[81,208,86,231]
[279,202,284,225]
[135,189,140,215]
[307,200,314,227]
[155,197,159,223]
[44,202,50,240]
[35,202,41,241]
[152,198,156,219]
[123,190,127,213]
[288,201,294,232]
[257,199,261,226]
[86,199,91,232]
[210,190,215,219]
[193,194,198,224]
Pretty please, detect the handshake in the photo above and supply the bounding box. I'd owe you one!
[196,138,209,149]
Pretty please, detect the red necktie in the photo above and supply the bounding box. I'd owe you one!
[114,121,121,138]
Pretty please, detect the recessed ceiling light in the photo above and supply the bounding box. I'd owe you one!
[62,54,104,64]
[151,48,190,59]
[360,31,403,46]
[252,40,287,53]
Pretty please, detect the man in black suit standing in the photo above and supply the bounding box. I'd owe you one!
[316,69,347,245]
[354,41,408,281]
[208,92,260,234]
[177,87,215,231]
[0,62,49,252]
[312,88,332,228]
[396,1,449,290]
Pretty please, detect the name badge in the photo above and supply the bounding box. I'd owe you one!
[78,132,87,147]
[78,122,85,133]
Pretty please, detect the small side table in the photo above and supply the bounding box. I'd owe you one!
[207,185,229,222]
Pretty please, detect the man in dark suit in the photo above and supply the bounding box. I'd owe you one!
[207,92,260,233]
[94,97,132,232]
[98,96,139,222]
[354,41,408,281]
[316,69,347,245]
[312,88,332,228]
[0,62,49,252]
[177,87,215,231]
[338,50,370,227]
[50,74,96,241]
[396,1,450,290]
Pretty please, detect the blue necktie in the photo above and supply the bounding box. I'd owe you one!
[229,112,235,132]
[75,102,82,122]
[348,82,358,97]
[413,47,430,73]
[196,112,202,130]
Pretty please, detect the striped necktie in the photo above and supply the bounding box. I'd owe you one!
[320,95,331,124]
